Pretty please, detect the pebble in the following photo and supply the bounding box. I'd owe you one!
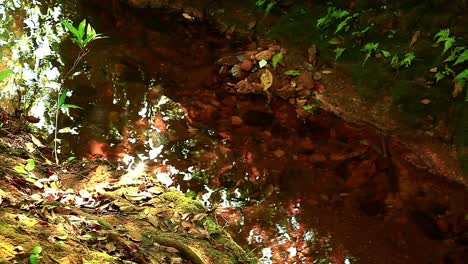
[273,149,285,158]
[239,60,253,71]
[231,116,243,126]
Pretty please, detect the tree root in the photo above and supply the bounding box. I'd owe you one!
[152,235,207,264]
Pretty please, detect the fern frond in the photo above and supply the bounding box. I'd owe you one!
[434,28,450,43]
[454,49,468,66]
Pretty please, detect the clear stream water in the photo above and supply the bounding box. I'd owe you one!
[1,1,466,263]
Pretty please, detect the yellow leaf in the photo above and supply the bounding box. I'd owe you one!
[260,69,273,90]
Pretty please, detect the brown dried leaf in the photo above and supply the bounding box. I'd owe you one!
[452,82,463,98]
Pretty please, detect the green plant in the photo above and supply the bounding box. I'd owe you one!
[334,47,346,61]
[400,52,415,68]
[53,19,104,164]
[284,69,301,76]
[0,69,13,82]
[14,158,35,175]
[256,0,277,16]
[316,7,349,29]
[390,55,400,69]
[435,65,454,82]
[29,245,42,264]
[272,52,283,68]
[434,29,456,54]
[61,19,105,49]
[361,42,379,66]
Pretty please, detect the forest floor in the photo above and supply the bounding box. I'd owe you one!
[0,113,251,264]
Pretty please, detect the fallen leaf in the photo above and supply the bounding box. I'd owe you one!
[429,67,438,73]
[409,31,421,47]
[452,82,463,98]
[259,59,268,68]
[30,134,45,147]
[420,99,431,104]
[322,70,333,74]
[260,69,273,90]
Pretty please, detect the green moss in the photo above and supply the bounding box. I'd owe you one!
[200,216,222,236]
[83,251,117,263]
[159,189,205,213]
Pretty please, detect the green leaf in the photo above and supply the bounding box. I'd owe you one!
[25,159,35,172]
[380,50,391,58]
[265,1,276,15]
[444,47,463,62]
[272,52,283,69]
[334,48,346,61]
[453,49,468,66]
[61,104,83,109]
[284,69,301,76]
[400,52,415,67]
[256,0,267,7]
[390,55,399,68]
[29,254,39,264]
[0,69,13,82]
[61,20,79,38]
[303,104,316,111]
[335,16,352,34]
[58,88,67,108]
[434,28,450,43]
[362,42,379,53]
[33,246,42,255]
[443,37,455,54]
[328,38,342,45]
[14,165,28,175]
[435,72,445,82]
[454,69,468,88]
[316,17,327,28]
[77,19,87,39]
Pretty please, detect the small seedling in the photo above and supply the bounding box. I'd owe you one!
[272,52,283,68]
[361,42,379,66]
[334,47,346,61]
[61,19,105,49]
[256,0,277,16]
[434,29,456,54]
[400,52,415,68]
[29,245,42,264]
[284,69,301,76]
[53,19,105,164]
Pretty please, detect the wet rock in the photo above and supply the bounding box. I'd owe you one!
[411,210,444,240]
[239,59,253,72]
[255,50,273,61]
[309,153,327,163]
[297,71,314,90]
[242,110,274,126]
[273,149,285,158]
[231,116,243,126]
[345,160,376,188]
[274,85,295,100]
